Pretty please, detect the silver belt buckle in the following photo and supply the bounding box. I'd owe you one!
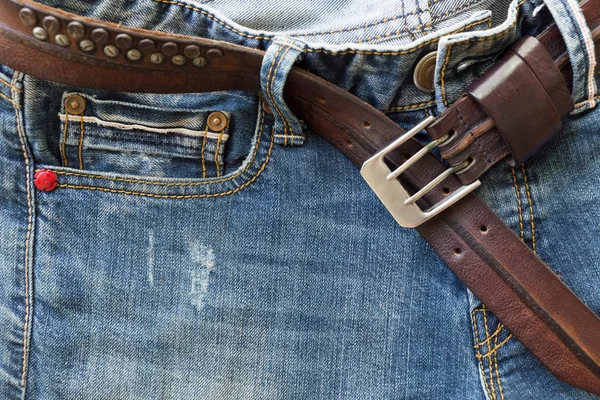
[360,116,481,228]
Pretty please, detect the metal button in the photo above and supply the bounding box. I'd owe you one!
[413,52,437,93]
[183,44,201,58]
[55,34,70,47]
[207,111,228,131]
[32,27,48,41]
[172,55,186,66]
[19,8,37,26]
[126,49,143,61]
[150,52,165,64]
[79,39,96,53]
[161,41,178,56]
[67,21,85,38]
[42,16,60,33]
[103,44,120,58]
[193,56,207,68]
[91,28,109,46]
[115,33,132,49]
[65,94,86,115]
[138,38,155,54]
[205,48,223,60]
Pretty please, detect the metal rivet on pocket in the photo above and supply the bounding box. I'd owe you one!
[32,26,48,41]
[34,169,58,192]
[79,39,95,53]
[19,8,37,26]
[207,111,228,131]
[65,94,86,115]
[55,34,71,47]
[413,52,437,93]
[42,15,60,33]
[67,21,85,38]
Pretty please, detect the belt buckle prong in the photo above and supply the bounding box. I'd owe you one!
[360,116,481,228]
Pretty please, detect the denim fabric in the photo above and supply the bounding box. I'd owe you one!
[0,0,599,399]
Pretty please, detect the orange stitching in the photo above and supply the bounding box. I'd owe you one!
[78,116,85,170]
[385,100,436,113]
[473,322,503,348]
[475,334,513,359]
[200,133,207,178]
[511,167,525,242]
[472,309,495,399]
[55,125,275,199]
[493,326,506,400]
[61,111,69,167]
[0,91,21,107]
[266,42,294,146]
[574,94,600,108]
[46,109,267,187]
[152,0,271,40]
[214,131,224,177]
[0,76,22,92]
[440,1,525,106]
[482,306,498,400]
[293,7,427,38]
[12,75,34,388]
[359,22,432,44]
[521,164,537,254]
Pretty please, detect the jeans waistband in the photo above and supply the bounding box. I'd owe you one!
[24,0,599,116]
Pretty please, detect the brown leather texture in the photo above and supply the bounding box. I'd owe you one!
[1,0,600,394]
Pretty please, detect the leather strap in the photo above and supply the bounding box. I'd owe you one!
[1,0,600,394]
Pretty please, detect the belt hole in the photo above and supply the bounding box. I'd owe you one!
[442,187,451,195]
[317,96,327,104]
[363,121,371,129]
[453,248,463,256]
[480,225,488,233]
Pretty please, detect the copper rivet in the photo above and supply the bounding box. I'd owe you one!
[67,21,85,38]
[207,111,228,131]
[183,44,201,58]
[413,52,437,93]
[193,56,207,68]
[103,44,120,58]
[150,52,165,64]
[19,8,37,26]
[32,27,48,41]
[55,33,70,47]
[65,94,86,115]
[138,38,155,54]
[91,28,109,46]
[79,39,95,53]
[172,55,186,66]
[205,48,223,60]
[161,41,178,56]
[126,49,143,61]
[42,16,60,33]
[115,33,133,49]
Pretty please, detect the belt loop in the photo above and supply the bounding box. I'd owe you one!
[542,0,598,112]
[260,37,307,146]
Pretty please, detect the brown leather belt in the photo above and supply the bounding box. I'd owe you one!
[1,0,600,394]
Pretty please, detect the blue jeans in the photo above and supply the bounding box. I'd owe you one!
[0,0,598,398]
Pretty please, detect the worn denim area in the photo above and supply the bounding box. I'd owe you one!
[0,0,599,399]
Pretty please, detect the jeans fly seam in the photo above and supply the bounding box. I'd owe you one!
[47,107,268,187]
[440,1,525,106]
[78,116,85,170]
[475,334,513,359]
[61,111,69,167]
[472,309,495,400]
[11,74,35,392]
[493,327,506,400]
[510,167,525,242]
[152,0,272,40]
[482,306,498,400]
[520,164,537,254]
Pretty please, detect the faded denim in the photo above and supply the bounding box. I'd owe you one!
[0,0,599,399]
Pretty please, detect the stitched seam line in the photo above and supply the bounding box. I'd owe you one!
[493,327,506,400]
[78,116,84,170]
[565,0,596,106]
[385,100,436,113]
[440,1,525,106]
[0,91,21,107]
[55,125,275,199]
[200,134,207,178]
[474,323,503,348]
[152,0,271,40]
[266,42,293,146]
[61,112,69,167]
[482,306,498,400]
[475,334,513,359]
[359,22,432,44]
[48,109,267,186]
[214,131,224,177]
[521,164,537,254]
[511,167,525,242]
[472,309,495,399]
[291,7,426,38]
[0,77,22,92]
[574,94,600,108]
[12,75,34,390]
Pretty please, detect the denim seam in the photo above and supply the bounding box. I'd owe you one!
[511,167,525,242]
[430,0,482,24]
[0,76,22,92]
[11,74,35,393]
[78,116,85,170]
[61,111,70,167]
[481,306,498,400]
[493,330,506,400]
[290,6,427,38]
[521,164,537,254]
[54,124,274,198]
[475,334,513,359]
[214,131,225,177]
[440,1,525,106]
[265,40,294,146]
[385,100,437,113]
[472,309,495,399]
[201,134,207,178]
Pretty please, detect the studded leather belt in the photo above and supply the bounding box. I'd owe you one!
[1,0,600,394]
